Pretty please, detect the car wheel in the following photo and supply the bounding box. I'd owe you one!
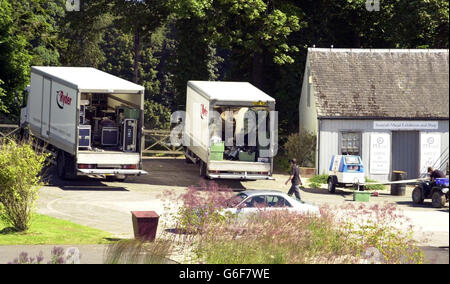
[431,191,446,208]
[412,186,424,204]
[328,178,336,193]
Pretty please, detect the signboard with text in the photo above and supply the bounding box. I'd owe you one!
[420,133,441,175]
[370,132,391,174]
[374,121,438,130]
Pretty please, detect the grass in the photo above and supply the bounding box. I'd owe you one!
[0,214,113,245]
[364,177,386,191]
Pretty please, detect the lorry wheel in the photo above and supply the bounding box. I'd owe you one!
[327,178,336,193]
[199,160,207,178]
[431,191,446,208]
[58,151,76,180]
[115,175,127,182]
[412,186,424,204]
[57,151,66,179]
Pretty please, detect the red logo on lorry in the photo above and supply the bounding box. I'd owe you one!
[56,90,72,109]
[200,104,208,119]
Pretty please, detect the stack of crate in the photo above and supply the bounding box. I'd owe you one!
[210,142,224,161]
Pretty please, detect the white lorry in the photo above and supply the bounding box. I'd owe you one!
[20,66,148,180]
[182,81,277,180]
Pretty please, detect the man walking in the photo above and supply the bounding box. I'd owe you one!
[285,158,302,200]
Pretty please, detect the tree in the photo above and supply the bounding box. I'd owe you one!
[0,0,32,116]
[59,0,111,67]
[112,0,171,83]
[203,0,303,88]
[11,0,66,66]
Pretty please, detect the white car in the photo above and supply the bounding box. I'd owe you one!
[221,190,320,216]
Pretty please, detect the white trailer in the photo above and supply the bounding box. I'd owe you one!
[20,66,148,180]
[183,81,277,180]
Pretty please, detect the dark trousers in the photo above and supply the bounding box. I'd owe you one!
[288,184,301,200]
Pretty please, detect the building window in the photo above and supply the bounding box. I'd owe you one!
[340,132,361,156]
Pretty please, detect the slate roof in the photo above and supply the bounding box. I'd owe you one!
[307,48,449,119]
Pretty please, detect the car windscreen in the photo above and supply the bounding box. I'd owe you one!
[226,193,248,207]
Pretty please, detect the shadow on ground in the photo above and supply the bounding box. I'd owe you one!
[128,159,246,190]
[301,186,353,197]
[40,158,246,191]
[396,201,449,210]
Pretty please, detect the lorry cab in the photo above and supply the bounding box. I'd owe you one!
[327,155,365,193]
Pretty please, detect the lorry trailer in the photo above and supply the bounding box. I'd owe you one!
[20,66,148,180]
[183,81,277,180]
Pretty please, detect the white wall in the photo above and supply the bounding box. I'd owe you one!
[318,119,449,182]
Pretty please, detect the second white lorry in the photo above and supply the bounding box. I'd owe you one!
[20,66,148,180]
[182,81,277,180]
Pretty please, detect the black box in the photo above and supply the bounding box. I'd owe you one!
[101,127,119,146]
[123,119,137,152]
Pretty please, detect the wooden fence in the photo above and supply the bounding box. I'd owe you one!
[0,124,20,141]
[142,129,183,156]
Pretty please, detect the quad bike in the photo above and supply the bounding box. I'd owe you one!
[412,178,449,208]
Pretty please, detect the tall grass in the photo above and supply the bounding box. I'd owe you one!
[165,182,424,264]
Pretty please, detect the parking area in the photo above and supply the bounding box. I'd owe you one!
[36,157,449,247]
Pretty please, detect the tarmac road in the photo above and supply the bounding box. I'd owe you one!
[1,157,447,263]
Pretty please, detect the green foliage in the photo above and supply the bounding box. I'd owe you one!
[283,131,316,167]
[364,177,386,191]
[308,182,321,189]
[0,0,32,116]
[0,214,112,245]
[309,174,329,185]
[143,99,172,130]
[0,139,49,232]
[0,0,448,131]
[192,204,424,264]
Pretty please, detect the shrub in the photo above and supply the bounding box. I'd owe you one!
[308,174,329,185]
[190,203,424,264]
[364,177,386,191]
[283,131,316,167]
[0,139,49,232]
[170,180,234,234]
[8,246,80,264]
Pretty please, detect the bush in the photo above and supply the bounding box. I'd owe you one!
[193,203,424,264]
[283,131,316,167]
[9,246,81,264]
[0,139,49,232]
[308,174,329,184]
[170,180,234,234]
[364,177,386,191]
